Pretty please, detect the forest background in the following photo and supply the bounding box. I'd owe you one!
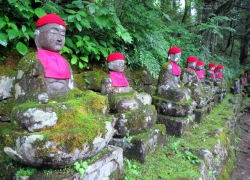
[0,0,250,80]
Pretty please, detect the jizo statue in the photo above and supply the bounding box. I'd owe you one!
[101,52,132,95]
[34,13,74,101]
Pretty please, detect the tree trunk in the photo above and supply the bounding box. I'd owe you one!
[239,13,250,65]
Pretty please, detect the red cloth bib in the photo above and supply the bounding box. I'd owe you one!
[196,70,205,79]
[218,72,223,79]
[37,49,70,79]
[211,70,216,79]
[109,72,129,87]
[170,62,181,76]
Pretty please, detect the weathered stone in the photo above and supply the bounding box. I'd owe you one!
[69,145,123,180]
[157,114,189,137]
[194,107,207,123]
[0,76,14,100]
[109,125,167,163]
[4,121,115,167]
[198,149,215,171]
[113,105,157,137]
[13,107,57,132]
[153,97,196,117]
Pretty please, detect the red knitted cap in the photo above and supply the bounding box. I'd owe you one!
[217,64,224,69]
[36,13,66,28]
[107,52,125,63]
[196,60,205,66]
[168,46,182,54]
[187,56,198,63]
[209,62,216,68]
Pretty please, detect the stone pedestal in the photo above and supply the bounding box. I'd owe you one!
[157,114,189,137]
[69,145,123,180]
[109,125,166,163]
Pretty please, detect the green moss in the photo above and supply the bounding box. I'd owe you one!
[17,52,37,72]
[0,98,15,115]
[0,66,16,77]
[219,150,236,180]
[8,89,112,152]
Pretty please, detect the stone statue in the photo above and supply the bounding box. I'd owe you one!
[101,52,166,162]
[101,52,154,134]
[181,56,199,86]
[153,47,197,137]
[215,64,224,80]
[181,56,207,109]
[14,13,74,104]
[195,60,205,80]
[156,46,192,102]
[206,62,216,83]
[4,14,115,168]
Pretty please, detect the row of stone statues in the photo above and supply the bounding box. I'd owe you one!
[3,13,228,174]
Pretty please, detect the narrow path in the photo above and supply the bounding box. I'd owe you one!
[231,108,250,180]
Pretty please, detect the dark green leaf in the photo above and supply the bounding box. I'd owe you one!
[16,41,28,55]
[0,22,6,29]
[43,4,59,12]
[8,0,17,3]
[76,14,81,21]
[65,9,76,14]
[76,40,84,48]
[73,1,84,9]
[78,9,87,17]
[88,4,95,14]
[7,29,21,40]
[80,20,91,29]
[35,8,46,18]
[0,33,8,47]
[68,15,75,22]
[76,22,82,32]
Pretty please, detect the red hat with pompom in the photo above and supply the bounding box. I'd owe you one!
[209,62,216,68]
[36,13,66,28]
[168,46,182,54]
[196,60,205,66]
[187,56,198,63]
[107,52,125,63]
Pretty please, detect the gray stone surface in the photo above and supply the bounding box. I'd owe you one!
[0,76,14,100]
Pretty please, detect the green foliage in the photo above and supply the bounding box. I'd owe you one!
[124,159,139,180]
[74,161,88,178]
[0,0,243,79]
[16,167,37,180]
[123,132,132,143]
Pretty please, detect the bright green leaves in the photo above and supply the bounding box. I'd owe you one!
[74,161,88,178]
[0,33,8,47]
[34,8,46,18]
[116,25,133,44]
[16,42,28,55]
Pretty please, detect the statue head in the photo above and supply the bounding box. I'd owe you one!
[196,60,205,70]
[216,64,223,72]
[167,46,182,64]
[209,62,216,71]
[186,56,198,69]
[107,52,125,72]
[34,14,66,52]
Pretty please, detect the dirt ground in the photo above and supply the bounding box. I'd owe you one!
[231,106,250,180]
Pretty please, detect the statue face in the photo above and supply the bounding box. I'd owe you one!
[108,60,125,72]
[168,53,181,64]
[35,24,66,52]
[210,67,215,71]
[188,62,196,69]
[196,66,204,70]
